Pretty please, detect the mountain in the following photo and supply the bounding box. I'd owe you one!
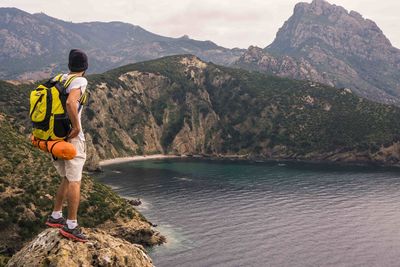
[0,7,244,80]
[236,0,400,105]
[3,55,400,170]
[0,114,164,264]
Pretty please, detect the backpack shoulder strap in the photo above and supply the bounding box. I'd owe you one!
[63,75,78,89]
[54,74,64,82]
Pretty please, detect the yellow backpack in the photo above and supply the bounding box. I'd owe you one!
[29,74,88,140]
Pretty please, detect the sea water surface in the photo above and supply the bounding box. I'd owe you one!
[96,159,400,267]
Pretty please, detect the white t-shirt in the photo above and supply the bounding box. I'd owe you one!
[53,74,88,141]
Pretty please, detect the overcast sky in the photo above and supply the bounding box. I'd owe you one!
[0,0,399,49]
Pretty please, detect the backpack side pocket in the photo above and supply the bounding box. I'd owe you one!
[53,114,71,139]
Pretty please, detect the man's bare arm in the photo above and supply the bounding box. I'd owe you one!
[66,88,81,139]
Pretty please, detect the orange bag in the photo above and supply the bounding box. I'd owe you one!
[31,136,77,160]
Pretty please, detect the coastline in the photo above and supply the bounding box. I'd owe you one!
[97,153,400,170]
[99,154,182,166]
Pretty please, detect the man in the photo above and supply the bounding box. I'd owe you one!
[45,49,88,242]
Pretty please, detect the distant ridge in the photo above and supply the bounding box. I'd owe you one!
[0,7,244,80]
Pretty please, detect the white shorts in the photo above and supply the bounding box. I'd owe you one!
[53,137,86,182]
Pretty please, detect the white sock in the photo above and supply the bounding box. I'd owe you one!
[51,211,62,219]
[66,219,78,229]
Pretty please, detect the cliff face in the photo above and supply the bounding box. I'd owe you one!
[83,56,222,170]
[0,8,243,80]
[236,0,400,105]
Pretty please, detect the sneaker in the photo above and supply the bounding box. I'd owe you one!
[59,225,88,243]
[45,215,66,228]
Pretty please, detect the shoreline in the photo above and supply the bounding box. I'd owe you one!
[99,154,182,166]
[98,153,400,171]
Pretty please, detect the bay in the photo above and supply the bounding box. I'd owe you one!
[96,159,400,267]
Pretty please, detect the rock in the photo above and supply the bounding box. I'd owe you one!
[6,228,153,267]
[128,199,142,206]
[99,219,166,247]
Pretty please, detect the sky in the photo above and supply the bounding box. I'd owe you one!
[0,0,399,49]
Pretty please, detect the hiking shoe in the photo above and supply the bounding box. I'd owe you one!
[59,225,88,243]
[45,216,66,228]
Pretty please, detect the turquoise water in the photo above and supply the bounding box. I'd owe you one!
[97,159,400,267]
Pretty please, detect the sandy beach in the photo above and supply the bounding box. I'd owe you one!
[99,154,181,166]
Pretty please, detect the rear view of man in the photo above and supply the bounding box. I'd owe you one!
[45,49,89,242]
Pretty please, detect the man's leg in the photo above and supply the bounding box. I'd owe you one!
[66,181,81,220]
[59,138,87,242]
[47,161,68,227]
[60,179,87,242]
[53,177,69,212]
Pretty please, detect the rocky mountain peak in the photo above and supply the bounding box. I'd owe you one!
[270,0,392,55]
[235,0,400,105]
[294,0,344,16]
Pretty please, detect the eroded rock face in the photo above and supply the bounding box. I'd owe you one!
[83,56,225,168]
[6,228,153,267]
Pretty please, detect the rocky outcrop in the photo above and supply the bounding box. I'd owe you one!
[6,228,153,267]
[235,46,332,86]
[236,0,400,105]
[99,218,166,247]
[0,8,244,80]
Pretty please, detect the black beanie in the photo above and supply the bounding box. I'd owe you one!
[68,49,88,72]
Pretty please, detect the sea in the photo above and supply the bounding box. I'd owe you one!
[96,159,400,267]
